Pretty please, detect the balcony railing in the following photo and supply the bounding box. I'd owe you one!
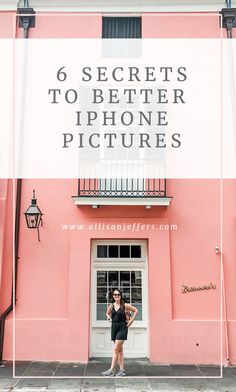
[77,178,167,198]
[73,178,172,206]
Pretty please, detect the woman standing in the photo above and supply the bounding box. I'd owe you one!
[102,288,138,377]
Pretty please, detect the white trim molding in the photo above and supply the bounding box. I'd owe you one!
[72,196,172,207]
[0,0,233,12]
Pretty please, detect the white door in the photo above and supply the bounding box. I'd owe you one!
[90,240,148,358]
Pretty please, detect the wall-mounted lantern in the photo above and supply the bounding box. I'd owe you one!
[24,190,43,241]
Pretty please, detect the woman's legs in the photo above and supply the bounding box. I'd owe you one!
[110,340,124,370]
[118,345,124,370]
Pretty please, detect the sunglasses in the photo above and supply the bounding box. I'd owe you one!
[113,293,121,296]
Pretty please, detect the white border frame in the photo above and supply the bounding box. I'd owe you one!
[10,12,223,380]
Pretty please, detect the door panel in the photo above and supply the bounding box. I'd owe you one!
[91,266,148,357]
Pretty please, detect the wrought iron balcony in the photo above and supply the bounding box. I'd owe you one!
[72,178,172,207]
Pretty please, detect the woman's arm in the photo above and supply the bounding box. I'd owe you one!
[125,303,139,327]
[106,304,112,321]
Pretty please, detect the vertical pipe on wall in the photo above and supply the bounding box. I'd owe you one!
[222,254,230,366]
[0,2,33,362]
[222,0,235,367]
[0,179,21,364]
[0,10,19,365]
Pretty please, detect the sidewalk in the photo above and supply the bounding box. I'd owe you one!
[0,358,235,391]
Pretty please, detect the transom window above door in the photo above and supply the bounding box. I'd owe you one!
[97,244,141,259]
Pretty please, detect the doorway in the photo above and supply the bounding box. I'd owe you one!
[90,240,148,358]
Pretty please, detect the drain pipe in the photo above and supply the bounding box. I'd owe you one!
[219,1,236,368]
[0,4,35,366]
[0,180,21,365]
[222,252,230,366]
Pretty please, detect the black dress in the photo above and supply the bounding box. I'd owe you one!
[111,304,128,341]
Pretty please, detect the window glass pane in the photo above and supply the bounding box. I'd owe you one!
[122,288,130,303]
[131,245,141,258]
[102,17,141,39]
[107,287,115,302]
[131,287,142,303]
[97,271,107,286]
[97,304,107,320]
[108,271,119,287]
[131,271,142,286]
[120,245,130,258]
[97,245,107,258]
[120,271,130,286]
[108,245,119,258]
[131,304,142,320]
[97,288,108,303]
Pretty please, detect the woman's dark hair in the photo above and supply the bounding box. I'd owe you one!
[112,288,125,312]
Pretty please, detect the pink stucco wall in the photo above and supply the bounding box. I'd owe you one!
[3,178,230,365]
[0,12,15,38]
[142,13,227,38]
[1,10,236,365]
[16,13,102,38]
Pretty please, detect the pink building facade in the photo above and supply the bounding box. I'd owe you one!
[0,0,236,365]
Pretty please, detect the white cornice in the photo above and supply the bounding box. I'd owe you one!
[0,0,18,11]
[0,0,235,12]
